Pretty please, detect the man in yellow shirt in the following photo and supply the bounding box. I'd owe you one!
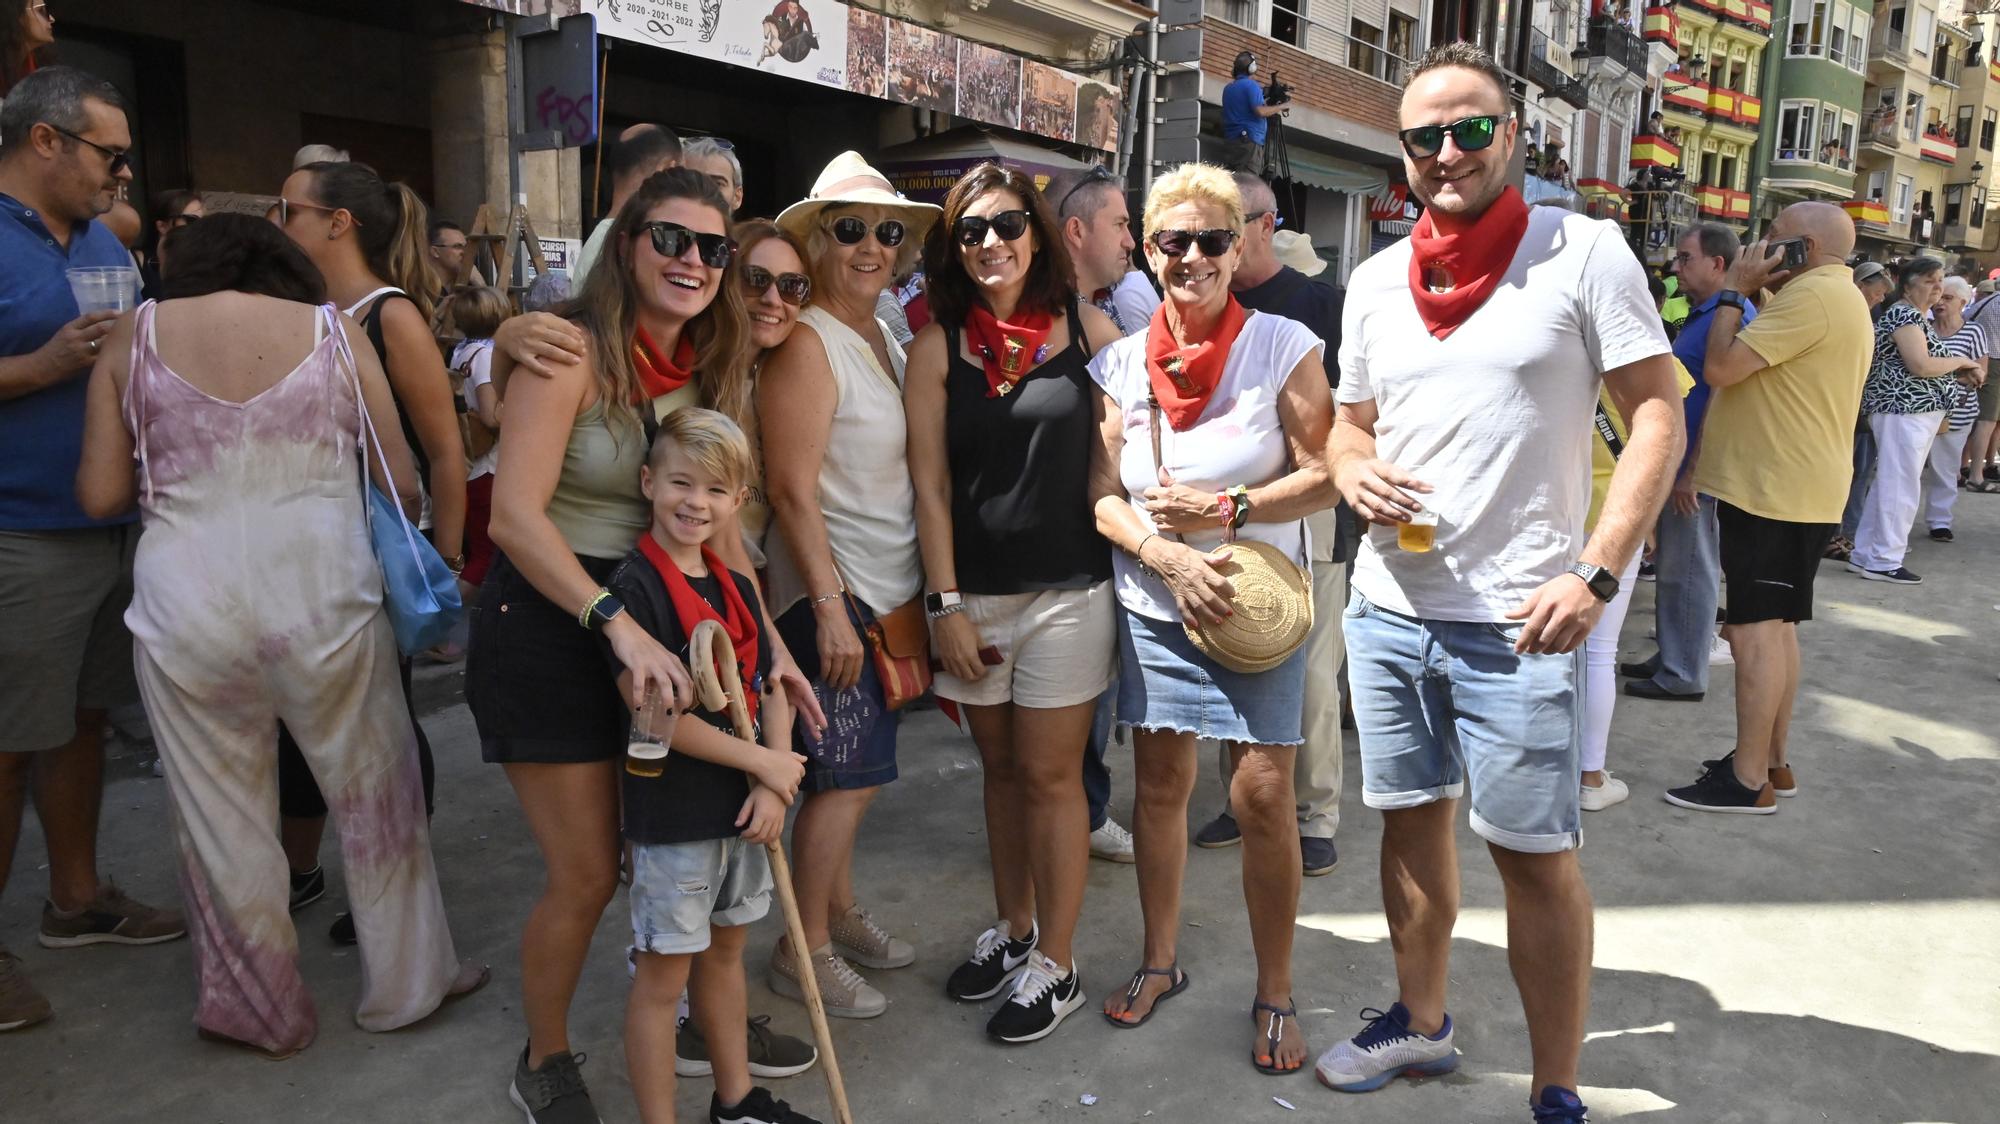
[1664,202,1871,814]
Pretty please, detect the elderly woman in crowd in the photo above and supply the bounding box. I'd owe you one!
[759,152,939,1020]
[1922,275,1988,540]
[906,163,1122,1044]
[1850,257,1982,584]
[1087,164,1334,1074]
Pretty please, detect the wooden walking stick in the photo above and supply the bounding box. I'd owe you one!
[688,620,854,1124]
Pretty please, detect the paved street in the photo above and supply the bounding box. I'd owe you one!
[5,506,1999,1124]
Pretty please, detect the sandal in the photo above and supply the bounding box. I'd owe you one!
[1968,480,2000,494]
[1823,536,1852,561]
[1103,964,1189,1029]
[1251,998,1304,1075]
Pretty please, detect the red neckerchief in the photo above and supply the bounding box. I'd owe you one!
[632,327,696,402]
[964,303,1055,397]
[1406,185,1530,340]
[1145,296,1248,430]
[636,532,760,723]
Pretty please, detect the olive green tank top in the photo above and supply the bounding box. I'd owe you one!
[546,399,651,559]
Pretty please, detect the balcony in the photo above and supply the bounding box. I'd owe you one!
[1871,26,1911,65]
[1673,0,1770,35]
[1578,17,1649,73]
[1921,130,1959,163]
[1631,133,1683,168]
[1861,108,1904,151]
[1643,6,1678,44]
[1694,184,1753,222]
[1576,178,1631,221]
[1705,88,1762,128]
[1626,188,1700,259]
[1843,198,1892,231]
[1663,72,1710,113]
[1527,30,1591,108]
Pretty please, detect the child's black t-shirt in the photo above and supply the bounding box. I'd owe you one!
[602,550,772,846]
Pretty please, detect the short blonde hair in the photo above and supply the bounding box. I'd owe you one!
[803,203,923,289]
[648,407,754,491]
[450,286,512,339]
[1142,163,1245,240]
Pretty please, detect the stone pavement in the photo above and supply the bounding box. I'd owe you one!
[5,504,1999,1124]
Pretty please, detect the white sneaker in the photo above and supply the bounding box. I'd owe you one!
[1315,1003,1459,1092]
[1580,774,1630,811]
[1089,819,1135,863]
[1708,633,1734,666]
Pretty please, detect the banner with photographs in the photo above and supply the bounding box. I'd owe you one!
[556,0,1118,152]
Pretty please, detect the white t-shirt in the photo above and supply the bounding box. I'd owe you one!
[573,217,614,288]
[1337,206,1670,622]
[1089,310,1324,622]
[450,338,499,479]
[1112,270,1162,336]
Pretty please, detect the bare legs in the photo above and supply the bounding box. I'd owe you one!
[1380,802,1459,1034]
[1723,619,1799,785]
[787,786,877,952]
[505,760,622,1067]
[627,924,757,1124]
[963,701,1093,967]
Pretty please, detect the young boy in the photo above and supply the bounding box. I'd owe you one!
[602,408,817,1124]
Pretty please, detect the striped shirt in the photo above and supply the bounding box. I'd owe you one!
[1942,322,1985,431]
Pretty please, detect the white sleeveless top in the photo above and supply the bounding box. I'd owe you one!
[1087,309,1323,622]
[763,305,923,617]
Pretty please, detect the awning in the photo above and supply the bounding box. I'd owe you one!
[1279,150,1390,195]
[877,128,1092,203]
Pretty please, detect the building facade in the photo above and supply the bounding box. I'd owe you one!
[1753,0,1869,232]
[1845,0,1975,259]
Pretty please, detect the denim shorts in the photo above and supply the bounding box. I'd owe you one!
[1343,592,1582,853]
[630,836,773,955]
[1115,608,1305,746]
[775,598,899,792]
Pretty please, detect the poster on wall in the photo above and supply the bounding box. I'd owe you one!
[1021,62,1077,144]
[592,0,849,86]
[886,20,957,114]
[846,7,887,98]
[957,41,1022,130]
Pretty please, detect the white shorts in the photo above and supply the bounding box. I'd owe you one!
[933,582,1116,709]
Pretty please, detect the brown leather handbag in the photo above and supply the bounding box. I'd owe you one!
[854,593,931,710]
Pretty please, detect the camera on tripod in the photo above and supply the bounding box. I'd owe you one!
[1264,71,1293,105]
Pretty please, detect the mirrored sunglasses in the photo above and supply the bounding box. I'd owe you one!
[829,216,906,247]
[1397,114,1508,160]
[742,264,812,307]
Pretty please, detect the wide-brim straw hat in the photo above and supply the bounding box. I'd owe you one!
[1184,540,1313,674]
[775,150,941,244]
[1272,229,1328,278]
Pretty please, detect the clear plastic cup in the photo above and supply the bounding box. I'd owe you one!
[67,266,141,315]
[1398,510,1440,553]
[625,693,675,778]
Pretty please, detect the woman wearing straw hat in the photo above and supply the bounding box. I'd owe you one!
[905,162,1124,1044]
[759,151,940,1021]
[1087,164,1336,1075]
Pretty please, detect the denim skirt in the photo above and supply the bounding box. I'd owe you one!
[1115,607,1305,746]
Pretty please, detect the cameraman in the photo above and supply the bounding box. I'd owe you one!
[1221,51,1287,175]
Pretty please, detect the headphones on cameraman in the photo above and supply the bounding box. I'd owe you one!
[1233,50,1257,78]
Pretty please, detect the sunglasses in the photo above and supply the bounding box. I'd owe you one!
[1397,114,1510,160]
[639,221,737,268]
[1245,209,1285,230]
[743,264,812,307]
[1150,227,1237,257]
[828,215,906,247]
[1056,164,1118,216]
[266,197,347,227]
[954,209,1030,247]
[47,124,130,176]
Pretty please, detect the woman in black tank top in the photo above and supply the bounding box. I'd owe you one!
[905,163,1123,1043]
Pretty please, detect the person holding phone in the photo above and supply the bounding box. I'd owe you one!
[905,163,1122,1044]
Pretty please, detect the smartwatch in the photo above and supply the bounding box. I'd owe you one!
[925,589,964,618]
[1568,562,1620,604]
[1714,289,1746,312]
[582,591,626,630]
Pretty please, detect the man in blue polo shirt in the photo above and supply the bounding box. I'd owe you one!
[1620,222,1754,702]
[0,66,185,1034]
[1220,51,1285,175]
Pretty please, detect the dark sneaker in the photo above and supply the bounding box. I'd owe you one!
[1301,836,1339,877]
[1987,464,2000,482]
[1699,751,1797,798]
[711,1085,820,1124]
[1622,679,1703,702]
[1665,765,1776,814]
[0,945,53,1031]
[1314,1003,1458,1092]
[1854,565,1922,584]
[289,866,325,913]
[1929,527,1954,542]
[944,919,1036,1001]
[1615,659,1656,679]
[1194,811,1242,848]
[328,911,357,946]
[509,1043,600,1124]
[986,953,1084,1044]
[1532,1084,1592,1122]
[677,1014,818,1079]
[39,884,185,948]
[1636,559,1656,581]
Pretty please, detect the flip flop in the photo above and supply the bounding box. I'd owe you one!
[1102,964,1189,1029]
[1251,998,1304,1075]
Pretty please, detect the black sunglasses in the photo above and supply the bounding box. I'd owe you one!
[1151,227,1237,257]
[743,264,812,307]
[954,209,1030,247]
[47,124,130,176]
[639,221,737,268]
[828,215,906,247]
[1397,114,1510,160]
[1056,164,1118,217]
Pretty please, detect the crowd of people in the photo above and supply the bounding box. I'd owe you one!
[955,43,1021,130]
[0,28,1979,1124]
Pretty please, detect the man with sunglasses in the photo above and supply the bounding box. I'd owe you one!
[1319,45,1682,1124]
[0,66,187,1035]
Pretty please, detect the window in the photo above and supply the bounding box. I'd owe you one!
[1984,108,1997,150]
[1867,169,1888,202]
[1271,0,1304,47]
[1548,0,1572,52]
[1839,112,1858,167]
[1846,6,1868,70]
[1349,18,1383,81]
[1830,11,1848,62]
[1820,106,1840,157]
[1959,105,1975,146]
[1789,2,1811,53]
[1947,184,1964,225]
[1914,6,1934,54]
[1387,13,1417,85]
[1975,187,1987,228]
[1893,173,1915,222]
[1777,100,1818,160]
[1905,90,1925,142]
[1204,0,1255,26]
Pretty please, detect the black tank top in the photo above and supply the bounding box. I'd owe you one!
[942,296,1113,595]
[359,292,433,488]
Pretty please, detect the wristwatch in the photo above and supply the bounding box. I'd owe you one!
[581,590,626,630]
[1714,289,1746,312]
[925,589,964,619]
[1568,562,1620,604]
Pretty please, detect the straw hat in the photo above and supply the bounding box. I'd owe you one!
[1183,540,1313,674]
[775,150,941,244]
[1272,230,1328,278]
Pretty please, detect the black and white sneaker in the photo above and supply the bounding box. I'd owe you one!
[1664,765,1776,814]
[711,1086,821,1124]
[944,919,1036,1001]
[986,953,1084,1044]
[288,866,325,913]
[1851,563,1923,584]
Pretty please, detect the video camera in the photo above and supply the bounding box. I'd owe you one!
[1264,71,1294,105]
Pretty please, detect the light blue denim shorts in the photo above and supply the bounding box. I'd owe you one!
[1343,592,1583,853]
[1116,607,1306,746]
[630,837,772,955]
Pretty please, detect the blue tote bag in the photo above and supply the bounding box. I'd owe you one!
[338,309,462,653]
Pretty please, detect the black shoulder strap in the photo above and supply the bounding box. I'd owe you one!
[1067,293,1099,359]
[1594,402,1625,460]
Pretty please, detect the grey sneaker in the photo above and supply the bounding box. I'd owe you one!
[676,1014,818,1079]
[829,905,914,970]
[39,884,185,948]
[509,1043,601,1123]
[1315,1003,1458,1092]
[0,945,53,1032]
[768,940,886,1019]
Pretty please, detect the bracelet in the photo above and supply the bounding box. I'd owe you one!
[1134,532,1157,561]
[1216,491,1236,530]
[578,588,613,629]
[1226,485,1252,528]
[444,553,467,576]
[809,591,845,607]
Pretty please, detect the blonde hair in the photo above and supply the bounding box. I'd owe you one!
[1141,163,1245,239]
[451,286,512,339]
[803,203,923,296]
[648,407,754,491]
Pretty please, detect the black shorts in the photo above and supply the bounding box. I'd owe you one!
[1716,501,1834,625]
[467,553,628,765]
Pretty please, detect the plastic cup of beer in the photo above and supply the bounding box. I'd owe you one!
[625,695,674,778]
[1398,510,1440,553]
[66,266,140,315]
